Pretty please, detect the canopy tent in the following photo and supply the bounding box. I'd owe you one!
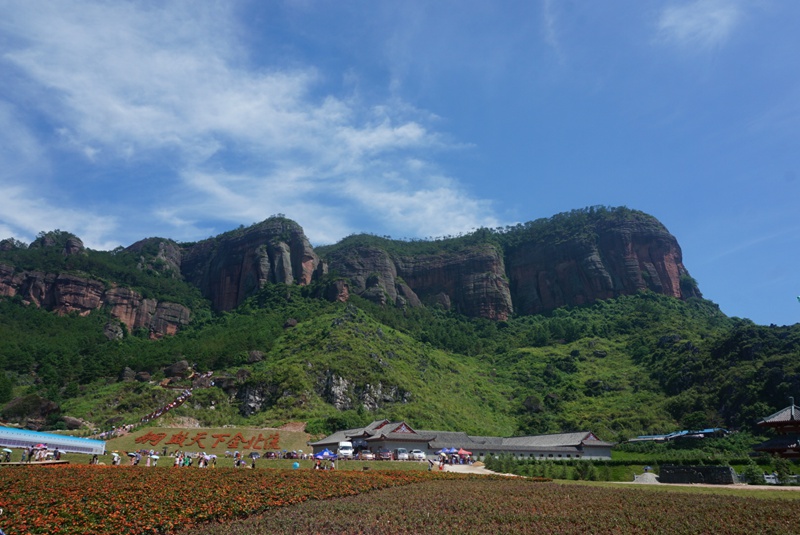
[314,448,337,459]
[457,448,472,456]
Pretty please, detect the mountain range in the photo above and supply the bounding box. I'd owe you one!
[0,206,796,442]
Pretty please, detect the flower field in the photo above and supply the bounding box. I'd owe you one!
[0,465,472,534]
[187,478,800,535]
[2,466,800,535]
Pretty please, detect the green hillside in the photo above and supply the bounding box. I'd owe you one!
[1,222,799,446]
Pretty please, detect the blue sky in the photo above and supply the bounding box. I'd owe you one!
[1,1,798,326]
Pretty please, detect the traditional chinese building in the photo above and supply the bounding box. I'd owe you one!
[753,398,800,459]
[309,419,614,460]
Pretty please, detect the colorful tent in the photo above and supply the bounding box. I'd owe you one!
[457,448,472,456]
[314,448,337,459]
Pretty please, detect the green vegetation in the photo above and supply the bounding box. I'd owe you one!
[1,210,799,449]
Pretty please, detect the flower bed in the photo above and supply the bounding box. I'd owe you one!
[0,466,479,534]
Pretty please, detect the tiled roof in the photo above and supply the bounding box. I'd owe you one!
[754,435,800,451]
[307,428,358,447]
[501,431,591,448]
[758,405,800,425]
[365,432,436,442]
[468,436,505,445]
[311,421,614,451]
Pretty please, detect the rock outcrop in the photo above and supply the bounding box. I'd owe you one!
[324,242,513,320]
[126,238,183,277]
[180,218,324,311]
[506,213,699,315]
[0,208,699,327]
[323,209,699,319]
[0,264,190,338]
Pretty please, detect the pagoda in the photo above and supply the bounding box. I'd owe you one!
[754,397,800,459]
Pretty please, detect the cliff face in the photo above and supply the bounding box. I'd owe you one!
[324,242,513,320]
[506,215,698,315]
[180,218,324,311]
[0,209,699,329]
[0,264,190,338]
[323,210,699,319]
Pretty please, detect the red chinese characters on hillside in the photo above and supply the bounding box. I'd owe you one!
[135,431,281,450]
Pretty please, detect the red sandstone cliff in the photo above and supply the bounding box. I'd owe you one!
[0,209,698,327]
[322,209,699,319]
[506,211,699,315]
[0,264,190,338]
[323,241,513,320]
[180,218,324,311]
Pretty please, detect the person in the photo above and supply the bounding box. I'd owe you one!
[330,459,335,470]
[428,459,434,471]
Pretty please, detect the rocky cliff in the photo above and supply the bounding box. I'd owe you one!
[180,218,324,311]
[321,208,699,319]
[0,265,190,338]
[506,212,699,315]
[324,241,513,320]
[0,208,699,330]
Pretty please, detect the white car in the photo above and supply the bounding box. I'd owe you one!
[409,449,426,461]
[393,447,409,461]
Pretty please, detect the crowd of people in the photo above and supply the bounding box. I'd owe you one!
[88,370,217,443]
[140,389,193,424]
[96,424,135,441]
[313,458,335,470]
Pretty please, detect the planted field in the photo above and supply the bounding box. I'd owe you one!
[0,465,468,534]
[1,465,798,534]
[187,479,800,535]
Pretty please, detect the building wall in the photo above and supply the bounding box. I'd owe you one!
[366,440,429,457]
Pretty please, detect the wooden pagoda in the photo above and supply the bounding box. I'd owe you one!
[754,397,800,459]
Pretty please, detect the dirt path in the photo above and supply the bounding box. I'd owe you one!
[441,463,517,477]
[444,464,800,491]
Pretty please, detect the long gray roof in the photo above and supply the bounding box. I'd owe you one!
[310,420,614,450]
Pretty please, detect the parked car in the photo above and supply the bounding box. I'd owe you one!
[409,449,426,461]
[393,447,409,461]
[358,449,375,460]
[377,448,393,461]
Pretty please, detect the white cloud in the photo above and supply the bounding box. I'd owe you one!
[343,170,499,240]
[657,0,743,49]
[542,0,563,59]
[0,1,499,247]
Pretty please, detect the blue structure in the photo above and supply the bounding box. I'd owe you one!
[0,427,105,455]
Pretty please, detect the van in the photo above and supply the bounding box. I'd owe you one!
[393,447,409,461]
[337,441,354,459]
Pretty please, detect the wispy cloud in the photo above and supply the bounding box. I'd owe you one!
[0,1,497,248]
[541,0,563,60]
[656,0,743,50]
